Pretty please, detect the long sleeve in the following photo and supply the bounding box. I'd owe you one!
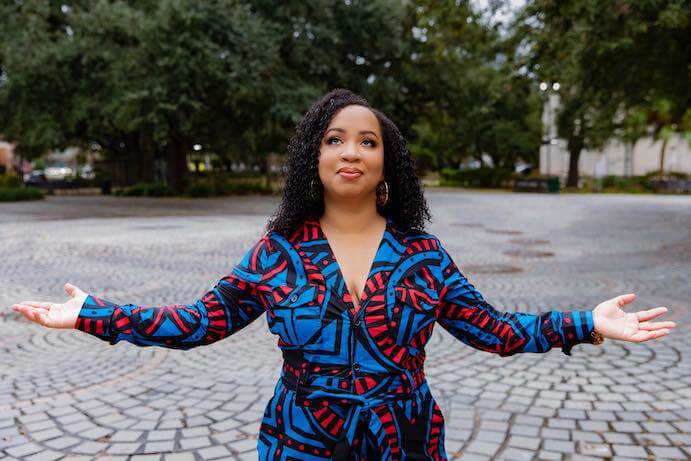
[435,242,597,357]
[75,234,274,349]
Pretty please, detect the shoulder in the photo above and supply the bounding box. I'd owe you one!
[397,226,443,250]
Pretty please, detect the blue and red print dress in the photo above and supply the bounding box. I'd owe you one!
[76,216,596,460]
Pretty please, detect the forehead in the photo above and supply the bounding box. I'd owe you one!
[327,105,380,132]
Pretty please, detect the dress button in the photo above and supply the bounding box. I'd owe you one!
[353,318,361,326]
[290,294,298,302]
[353,364,361,372]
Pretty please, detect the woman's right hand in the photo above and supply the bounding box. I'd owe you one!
[10,282,88,329]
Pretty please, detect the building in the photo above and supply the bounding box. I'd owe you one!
[539,92,691,179]
[0,140,16,174]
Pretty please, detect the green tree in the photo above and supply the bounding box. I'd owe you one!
[401,0,542,172]
[518,0,690,185]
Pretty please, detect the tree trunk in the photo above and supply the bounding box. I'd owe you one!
[566,134,584,188]
[165,136,188,192]
[659,137,668,175]
[137,134,155,183]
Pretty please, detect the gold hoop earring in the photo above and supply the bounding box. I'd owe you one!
[376,180,389,206]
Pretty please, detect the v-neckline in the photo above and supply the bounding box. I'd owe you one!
[315,216,391,316]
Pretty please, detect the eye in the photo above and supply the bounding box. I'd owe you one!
[325,136,377,147]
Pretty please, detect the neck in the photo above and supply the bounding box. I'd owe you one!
[320,194,384,234]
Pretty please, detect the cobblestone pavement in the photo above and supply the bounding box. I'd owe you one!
[1,192,690,461]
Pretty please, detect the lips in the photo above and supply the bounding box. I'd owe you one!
[337,168,363,180]
[337,168,363,174]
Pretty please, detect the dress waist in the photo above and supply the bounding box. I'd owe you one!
[280,360,426,408]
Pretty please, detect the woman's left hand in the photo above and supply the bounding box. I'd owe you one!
[592,293,676,343]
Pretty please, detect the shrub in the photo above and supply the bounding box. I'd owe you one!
[185,180,217,197]
[115,182,177,197]
[219,181,272,195]
[440,167,515,188]
[0,173,23,188]
[0,186,44,201]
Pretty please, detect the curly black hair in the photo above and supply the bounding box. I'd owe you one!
[265,88,432,238]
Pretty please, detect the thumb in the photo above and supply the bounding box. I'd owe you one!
[65,282,81,297]
[613,293,636,308]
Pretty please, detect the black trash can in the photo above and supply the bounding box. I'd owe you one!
[100,178,112,195]
[547,176,560,193]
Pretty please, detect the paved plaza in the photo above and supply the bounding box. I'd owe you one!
[1,191,690,461]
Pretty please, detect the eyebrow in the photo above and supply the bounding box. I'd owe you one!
[325,127,380,139]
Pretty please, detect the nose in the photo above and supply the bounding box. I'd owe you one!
[340,140,360,160]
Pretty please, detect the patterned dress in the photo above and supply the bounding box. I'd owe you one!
[76,216,597,460]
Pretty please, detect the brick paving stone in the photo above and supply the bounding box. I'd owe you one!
[142,441,175,453]
[107,443,143,454]
[164,454,196,461]
[110,430,144,442]
[612,444,649,458]
[649,445,686,459]
[24,450,65,461]
[464,440,502,457]
[497,447,534,461]
[543,440,575,454]
[5,443,43,458]
[577,441,613,457]
[44,437,80,450]
[507,435,540,450]
[198,445,233,460]
[536,450,562,460]
[179,436,212,450]
[228,438,257,453]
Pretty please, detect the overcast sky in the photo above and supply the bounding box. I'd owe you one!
[475,0,527,25]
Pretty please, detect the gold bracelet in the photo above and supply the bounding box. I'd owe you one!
[591,330,605,345]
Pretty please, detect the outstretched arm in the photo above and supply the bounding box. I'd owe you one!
[12,234,275,350]
[435,242,598,357]
[76,235,274,349]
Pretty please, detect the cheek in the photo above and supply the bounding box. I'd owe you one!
[316,149,331,177]
[370,150,385,178]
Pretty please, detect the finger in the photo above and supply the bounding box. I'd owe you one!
[630,328,670,342]
[20,301,51,311]
[14,305,43,323]
[614,293,636,308]
[13,304,43,316]
[65,282,78,296]
[636,307,668,322]
[638,320,676,331]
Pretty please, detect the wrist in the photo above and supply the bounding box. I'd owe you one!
[590,310,605,344]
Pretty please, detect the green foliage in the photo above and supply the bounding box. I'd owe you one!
[184,176,273,197]
[114,182,177,197]
[518,0,691,186]
[0,186,44,201]
[0,173,23,188]
[439,167,516,188]
[2,0,687,192]
[601,175,654,193]
[404,1,543,170]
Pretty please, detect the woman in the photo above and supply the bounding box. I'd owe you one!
[11,88,676,460]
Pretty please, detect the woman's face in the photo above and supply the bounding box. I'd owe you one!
[317,104,385,202]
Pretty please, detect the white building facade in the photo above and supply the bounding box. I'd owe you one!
[539,92,691,179]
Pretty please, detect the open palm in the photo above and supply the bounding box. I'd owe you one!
[10,283,87,329]
[593,293,676,343]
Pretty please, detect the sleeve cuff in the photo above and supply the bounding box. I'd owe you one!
[75,294,118,343]
[560,309,597,356]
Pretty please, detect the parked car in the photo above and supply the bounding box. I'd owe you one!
[24,170,47,185]
[44,164,74,181]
